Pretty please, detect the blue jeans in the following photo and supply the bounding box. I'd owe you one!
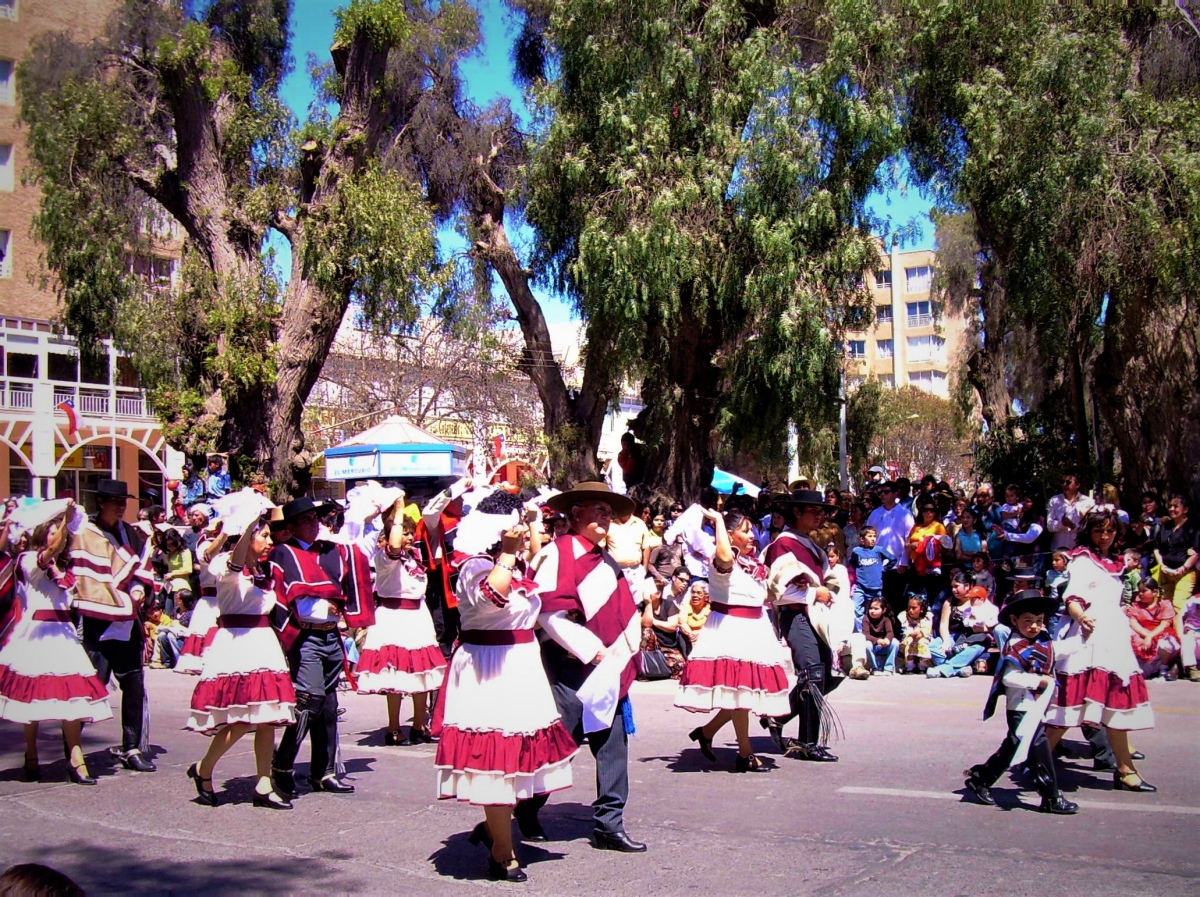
[928,638,986,676]
[851,585,880,632]
[868,641,898,673]
[157,631,181,668]
[992,623,1012,654]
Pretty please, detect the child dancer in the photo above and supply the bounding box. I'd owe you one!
[964,589,1078,815]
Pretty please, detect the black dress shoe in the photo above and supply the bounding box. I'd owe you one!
[592,830,648,853]
[514,810,548,842]
[1093,758,1117,772]
[1038,795,1079,815]
[760,717,787,753]
[1130,750,1146,761]
[468,821,494,850]
[187,763,218,806]
[308,774,355,794]
[1113,772,1157,793]
[964,772,996,806]
[785,742,838,762]
[67,762,97,786]
[272,767,296,799]
[22,756,40,783]
[734,754,767,773]
[384,729,403,746]
[689,727,717,762]
[486,856,527,882]
[252,789,294,810]
[121,751,156,773]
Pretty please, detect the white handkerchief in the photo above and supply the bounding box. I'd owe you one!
[99,620,135,642]
[576,655,624,734]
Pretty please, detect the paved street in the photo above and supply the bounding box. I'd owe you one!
[0,670,1195,895]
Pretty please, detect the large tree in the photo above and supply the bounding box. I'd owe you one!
[20,0,444,497]
[906,1,1200,497]
[514,0,906,500]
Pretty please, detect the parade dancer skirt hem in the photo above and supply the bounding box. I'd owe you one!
[174,628,218,674]
[675,658,792,715]
[434,723,578,806]
[356,667,445,695]
[0,664,113,724]
[1047,668,1154,731]
[187,669,297,734]
[186,700,297,735]
[356,644,447,693]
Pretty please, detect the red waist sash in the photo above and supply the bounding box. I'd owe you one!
[458,628,535,646]
[219,614,271,629]
[375,595,423,611]
[710,601,763,619]
[32,609,73,623]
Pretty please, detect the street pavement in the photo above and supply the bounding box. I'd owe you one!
[0,669,1195,895]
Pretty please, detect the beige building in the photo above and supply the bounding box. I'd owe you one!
[845,245,966,399]
[0,0,182,515]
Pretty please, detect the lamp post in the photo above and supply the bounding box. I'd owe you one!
[838,368,848,490]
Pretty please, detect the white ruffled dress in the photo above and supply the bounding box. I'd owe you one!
[186,554,296,734]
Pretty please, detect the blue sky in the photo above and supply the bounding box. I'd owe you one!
[277,0,935,322]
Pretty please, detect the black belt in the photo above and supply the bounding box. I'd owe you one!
[296,620,339,632]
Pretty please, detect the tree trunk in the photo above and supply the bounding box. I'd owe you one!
[964,259,1014,428]
[472,170,606,486]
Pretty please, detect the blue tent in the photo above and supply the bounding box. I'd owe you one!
[711,468,760,497]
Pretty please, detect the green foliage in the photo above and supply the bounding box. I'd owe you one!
[975,412,1087,504]
[305,163,449,333]
[525,0,906,481]
[335,0,409,49]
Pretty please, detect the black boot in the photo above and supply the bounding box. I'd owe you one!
[964,767,996,806]
[515,793,549,841]
[1038,794,1079,814]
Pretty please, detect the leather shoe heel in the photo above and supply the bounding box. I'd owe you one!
[734,754,766,773]
[122,751,156,773]
[486,856,527,883]
[1038,795,1079,815]
[67,763,97,786]
[592,830,648,853]
[308,774,355,794]
[186,763,218,807]
[22,756,40,783]
[1114,772,1157,793]
[272,767,296,799]
[688,727,717,762]
[467,822,494,850]
[964,770,996,806]
[252,789,293,810]
[760,717,787,753]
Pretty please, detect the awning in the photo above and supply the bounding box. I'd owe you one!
[322,415,468,481]
[711,468,760,497]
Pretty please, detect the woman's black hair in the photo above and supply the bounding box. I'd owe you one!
[723,507,750,534]
[474,491,525,516]
[1076,508,1126,557]
[950,568,974,587]
[906,594,929,615]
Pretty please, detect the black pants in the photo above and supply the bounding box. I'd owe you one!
[881,568,909,618]
[974,712,1059,799]
[275,629,343,780]
[772,606,841,745]
[425,572,460,658]
[81,617,145,753]
[537,643,630,835]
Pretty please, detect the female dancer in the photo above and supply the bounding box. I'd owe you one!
[0,500,110,784]
[435,491,577,883]
[185,512,296,809]
[358,496,447,745]
[676,508,791,771]
[174,525,226,675]
[1046,509,1156,792]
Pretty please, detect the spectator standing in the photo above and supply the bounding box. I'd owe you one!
[847,527,895,631]
[179,462,206,509]
[1046,471,1095,553]
[865,482,915,617]
[616,433,646,490]
[204,454,232,501]
[606,506,650,597]
[907,500,950,612]
[1154,495,1199,612]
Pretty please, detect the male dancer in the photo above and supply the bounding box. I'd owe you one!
[524,482,648,853]
[761,488,843,762]
[71,478,156,771]
[269,497,375,797]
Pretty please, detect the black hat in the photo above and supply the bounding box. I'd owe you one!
[999,589,1059,627]
[783,488,826,507]
[95,479,135,501]
[280,496,338,521]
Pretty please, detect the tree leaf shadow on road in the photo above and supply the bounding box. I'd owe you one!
[20,839,363,894]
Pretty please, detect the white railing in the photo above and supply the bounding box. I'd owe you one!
[7,383,32,409]
[116,391,145,417]
[906,313,933,328]
[78,389,109,415]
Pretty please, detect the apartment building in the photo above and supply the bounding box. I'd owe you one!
[845,245,966,399]
[0,0,181,513]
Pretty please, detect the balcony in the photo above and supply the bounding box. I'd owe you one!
[906,313,934,328]
[50,385,148,418]
[3,382,32,409]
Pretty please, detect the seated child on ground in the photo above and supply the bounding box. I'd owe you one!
[899,595,934,673]
[1126,577,1180,679]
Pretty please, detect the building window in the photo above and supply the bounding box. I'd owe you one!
[906,334,946,363]
[6,351,35,379]
[0,1,16,22]
[0,144,10,192]
[48,353,79,383]
[909,370,947,388]
[906,300,933,328]
[879,374,895,389]
[876,305,893,325]
[874,270,892,289]
[906,265,932,293]
[876,338,894,359]
[848,340,866,359]
[0,230,9,278]
[0,60,13,106]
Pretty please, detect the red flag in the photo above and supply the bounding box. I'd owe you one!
[56,400,78,437]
